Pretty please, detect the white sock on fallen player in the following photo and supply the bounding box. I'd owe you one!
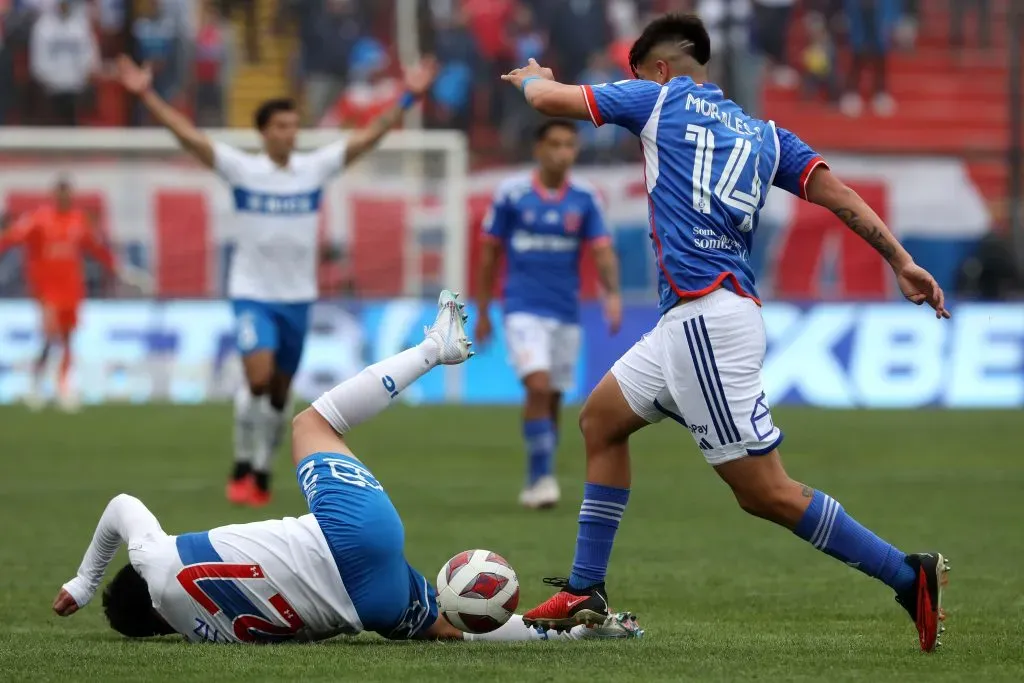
[312,340,439,435]
[462,615,589,642]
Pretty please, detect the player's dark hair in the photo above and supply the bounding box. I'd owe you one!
[254,98,297,131]
[102,564,175,638]
[534,119,577,142]
[628,13,711,76]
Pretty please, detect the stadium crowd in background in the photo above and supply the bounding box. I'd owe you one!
[0,0,1017,301]
[0,0,1003,135]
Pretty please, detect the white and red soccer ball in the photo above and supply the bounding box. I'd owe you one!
[436,549,519,633]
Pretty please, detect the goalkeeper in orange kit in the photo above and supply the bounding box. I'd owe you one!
[0,177,149,411]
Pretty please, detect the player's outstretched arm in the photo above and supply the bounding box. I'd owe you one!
[501,58,590,120]
[116,55,215,169]
[53,494,164,617]
[342,57,438,168]
[805,168,950,319]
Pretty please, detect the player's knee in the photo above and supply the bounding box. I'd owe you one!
[732,483,798,523]
[291,407,322,440]
[579,398,618,448]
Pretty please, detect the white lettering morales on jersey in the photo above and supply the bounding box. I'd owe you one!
[510,230,579,253]
[684,93,760,138]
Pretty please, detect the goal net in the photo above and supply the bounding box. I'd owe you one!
[0,127,470,300]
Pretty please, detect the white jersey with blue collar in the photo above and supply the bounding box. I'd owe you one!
[213,139,347,303]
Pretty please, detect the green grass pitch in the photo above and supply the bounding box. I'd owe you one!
[0,404,1022,682]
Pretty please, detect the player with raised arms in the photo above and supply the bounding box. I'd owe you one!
[115,54,437,507]
[501,15,952,652]
[0,176,149,411]
[475,119,621,509]
[52,292,643,644]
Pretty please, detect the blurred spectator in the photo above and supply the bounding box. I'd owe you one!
[956,234,1019,301]
[576,50,629,162]
[192,0,233,126]
[546,0,609,82]
[29,0,98,125]
[752,0,798,89]
[950,0,991,54]
[607,0,639,76]
[320,37,400,129]
[699,0,759,116]
[298,0,364,125]
[511,3,544,66]
[131,0,181,118]
[218,0,258,62]
[428,7,477,130]
[801,11,839,103]
[462,0,514,123]
[840,0,900,118]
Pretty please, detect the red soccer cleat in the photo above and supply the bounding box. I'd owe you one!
[522,578,610,632]
[895,552,950,652]
[226,475,255,505]
[247,487,272,508]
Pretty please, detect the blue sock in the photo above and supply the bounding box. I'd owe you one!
[524,418,555,485]
[569,482,630,590]
[794,490,916,593]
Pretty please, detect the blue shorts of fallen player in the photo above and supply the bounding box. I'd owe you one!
[296,452,438,639]
[232,300,311,375]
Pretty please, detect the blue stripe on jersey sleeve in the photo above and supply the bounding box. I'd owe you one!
[773,127,827,198]
[233,188,323,215]
[176,531,224,563]
[587,80,663,135]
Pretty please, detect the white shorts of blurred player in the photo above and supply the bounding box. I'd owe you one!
[504,312,582,393]
[611,288,783,466]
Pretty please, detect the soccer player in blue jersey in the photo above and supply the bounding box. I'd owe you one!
[502,15,952,652]
[475,120,621,510]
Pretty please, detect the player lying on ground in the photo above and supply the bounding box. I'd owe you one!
[501,14,951,652]
[52,291,642,644]
[115,54,438,507]
[0,176,149,412]
[476,119,621,510]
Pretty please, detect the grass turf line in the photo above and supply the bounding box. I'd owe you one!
[0,405,1021,682]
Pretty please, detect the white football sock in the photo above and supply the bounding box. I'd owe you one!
[233,388,268,467]
[312,340,439,434]
[267,396,292,452]
[252,398,276,474]
[463,615,588,642]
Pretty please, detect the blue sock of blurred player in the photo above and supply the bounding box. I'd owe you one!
[523,418,555,484]
[794,490,916,593]
[568,482,630,590]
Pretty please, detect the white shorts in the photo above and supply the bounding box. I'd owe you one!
[504,312,582,392]
[611,288,783,466]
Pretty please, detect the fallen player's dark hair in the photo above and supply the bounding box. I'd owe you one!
[254,98,297,131]
[102,564,175,638]
[629,13,711,76]
[535,119,578,142]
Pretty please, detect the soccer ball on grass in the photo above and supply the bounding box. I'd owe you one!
[436,549,519,633]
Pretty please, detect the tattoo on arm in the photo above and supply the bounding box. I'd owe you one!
[801,486,814,498]
[832,207,896,261]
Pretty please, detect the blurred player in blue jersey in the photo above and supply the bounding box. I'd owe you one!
[117,55,437,506]
[475,120,621,510]
[502,15,952,652]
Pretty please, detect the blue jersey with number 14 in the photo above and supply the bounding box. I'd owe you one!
[581,77,828,314]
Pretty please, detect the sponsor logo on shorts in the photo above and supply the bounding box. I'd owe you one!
[698,438,714,451]
[688,423,709,436]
